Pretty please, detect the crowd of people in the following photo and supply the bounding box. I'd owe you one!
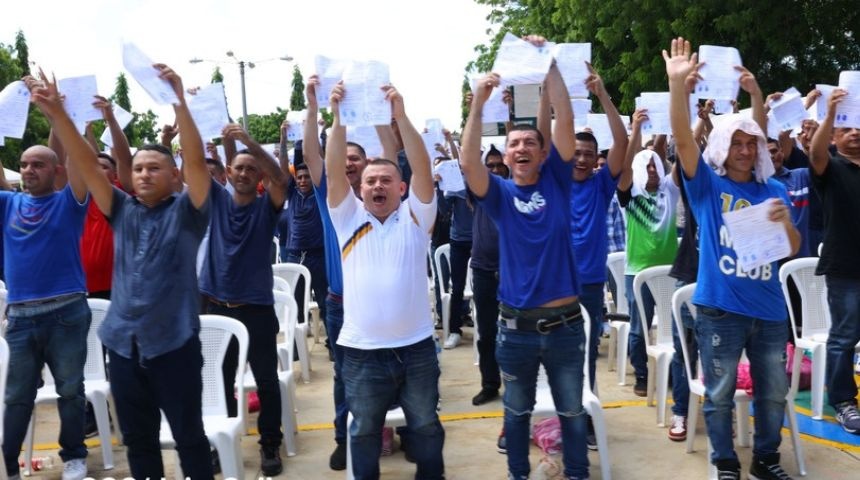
[0,33,858,480]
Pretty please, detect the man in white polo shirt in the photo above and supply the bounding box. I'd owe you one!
[325,80,441,479]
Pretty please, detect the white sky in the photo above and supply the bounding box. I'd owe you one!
[2,0,494,134]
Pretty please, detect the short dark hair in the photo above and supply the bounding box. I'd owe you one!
[485,145,503,163]
[507,124,545,149]
[575,131,599,151]
[97,152,117,170]
[346,141,367,159]
[766,137,779,144]
[134,144,176,166]
[365,158,403,179]
[205,158,226,174]
[294,163,309,174]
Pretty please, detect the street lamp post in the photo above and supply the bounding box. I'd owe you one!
[189,52,293,130]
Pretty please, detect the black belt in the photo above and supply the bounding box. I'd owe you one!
[207,297,246,309]
[499,303,583,334]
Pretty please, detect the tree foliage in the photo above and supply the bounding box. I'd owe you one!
[211,67,224,84]
[14,30,29,77]
[471,0,860,112]
[246,108,287,144]
[0,34,49,170]
[290,65,306,112]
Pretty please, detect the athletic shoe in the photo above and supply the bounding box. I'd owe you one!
[329,443,346,471]
[714,459,740,480]
[472,388,499,406]
[668,415,687,441]
[497,428,506,454]
[586,416,597,451]
[749,454,793,480]
[443,333,462,349]
[61,459,87,480]
[633,377,647,397]
[835,402,860,434]
[260,445,283,476]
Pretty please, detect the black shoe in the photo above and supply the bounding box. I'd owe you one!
[749,454,793,480]
[261,445,283,476]
[472,388,499,406]
[462,314,474,328]
[327,346,335,362]
[714,459,740,480]
[400,437,416,464]
[210,448,221,475]
[329,443,346,471]
[633,377,647,397]
[586,417,597,451]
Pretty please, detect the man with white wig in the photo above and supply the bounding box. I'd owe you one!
[665,38,800,480]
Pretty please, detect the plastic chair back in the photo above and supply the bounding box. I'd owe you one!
[198,315,249,420]
[84,299,110,382]
[779,257,829,342]
[606,251,627,314]
[432,243,451,295]
[633,265,677,347]
[273,263,312,322]
[671,284,699,384]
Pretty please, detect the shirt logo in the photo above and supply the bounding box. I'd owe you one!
[513,191,546,214]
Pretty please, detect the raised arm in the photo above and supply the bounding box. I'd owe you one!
[376,123,399,163]
[588,63,628,176]
[93,96,133,191]
[664,37,702,179]
[158,64,210,209]
[223,123,287,208]
[737,66,766,135]
[692,99,714,149]
[619,108,647,191]
[303,75,324,186]
[26,71,110,211]
[222,129,237,168]
[384,85,432,203]
[809,88,846,175]
[325,81,350,207]
[160,122,177,149]
[443,129,459,160]
[545,63,575,160]
[459,73,498,197]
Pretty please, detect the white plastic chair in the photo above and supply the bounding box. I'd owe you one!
[533,307,611,480]
[273,262,323,346]
[432,243,473,343]
[272,266,312,383]
[23,298,115,474]
[605,251,631,385]
[671,285,807,479]
[242,290,300,457]
[0,337,10,480]
[779,258,830,420]
[633,265,678,427]
[160,315,249,480]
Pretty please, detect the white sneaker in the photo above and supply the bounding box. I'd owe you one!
[443,333,461,349]
[62,458,87,480]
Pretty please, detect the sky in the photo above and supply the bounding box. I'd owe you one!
[2,0,495,134]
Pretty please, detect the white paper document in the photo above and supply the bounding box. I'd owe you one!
[585,114,613,151]
[188,82,230,140]
[433,159,465,193]
[471,75,509,124]
[314,55,349,108]
[122,42,179,106]
[835,72,860,129]
[285,110,307,142]
[635,92,671,135]
[813,84,836,122]
[424,118,445,151]
[57,75,102,127]
[340,60,390,127]
[491,33,554,87]
[99,104,134,148]
[713,99,734,115]
[421,131,442,161]
[0,81,32,139]
[552,43,591,98]
[346,126,383,158]
[695,45,742,100]
[571,99,591,128]
[768,87,808,132]
[722,201,792,272]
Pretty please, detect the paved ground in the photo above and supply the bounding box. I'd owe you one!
[22,326,860,479]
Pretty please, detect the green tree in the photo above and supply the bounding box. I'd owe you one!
[14,30,29,77]
[246,108,287,144]
[211,67,224,84]
[0,34,49,171]
[471,0,860,112]
[290,65,306,111]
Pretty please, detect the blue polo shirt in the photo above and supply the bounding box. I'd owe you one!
[199,179,281,304]
[100,187,210,359]
[570,166,619,284]
[314,175,343,296]
[285,183,324,252]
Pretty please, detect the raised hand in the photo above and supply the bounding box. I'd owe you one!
[153,64,185,101]
[473,73,500,108]
[382,84,406,119]
[306,74,320,108]
[92,95,114,120]
[222,123,252,145]
[662,37,700,84]
[24,69,65,121]
[631,108,649,129]
[329,81,345,118]
[735,66,761,96]
[584,62,608,98]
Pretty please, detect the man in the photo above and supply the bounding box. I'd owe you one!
[809,88,860,436]
[28,64,215,479]
[199,123,287,475]
[0,139,91,480]
[301,75,399,470]
[460,36,588,479]
[326,81,442,479]
[767,137,811,257]
[666,38,800,479]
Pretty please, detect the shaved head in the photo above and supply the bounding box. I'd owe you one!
[22,145,59,165]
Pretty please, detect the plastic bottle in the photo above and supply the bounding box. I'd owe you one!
[19,456,54,471]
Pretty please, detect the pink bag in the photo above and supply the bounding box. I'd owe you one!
[786,343,812,391]
[532,417,562,455]
[736,361,754,396]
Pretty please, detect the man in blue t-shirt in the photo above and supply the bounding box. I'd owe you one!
[460,36,588,480]
[666,38,801,480]
[0,140,91,480]
[29,65,217,480]
[199,123,288,475]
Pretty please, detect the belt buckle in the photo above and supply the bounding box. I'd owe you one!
[535,318,552,335]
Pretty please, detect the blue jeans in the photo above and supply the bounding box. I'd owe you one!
[579,283,604,391]
[109,337,214,480]
[205,302,282,447]
[3,295,90,476]
[695,308,788,463]
[472,268,501,391]
[824,276,860,407]
[671,280,697,416]
[326,294,348,444]
[447,240,472,334]
[343,337,444,480]
[496,320,588,479]
[627,274,655,381]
